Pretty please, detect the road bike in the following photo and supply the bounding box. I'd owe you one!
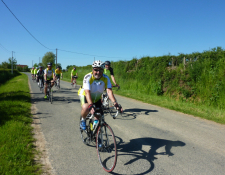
[79,105,120,172]
[56,77,60,90]
[46,81,53,104]
[71,76,78,88]
[32,75,36,82]
[38,78,44,93]
[102,85,121,118]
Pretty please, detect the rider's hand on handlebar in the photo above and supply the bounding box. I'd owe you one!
[114,102,123,113]
[88,104,95,115]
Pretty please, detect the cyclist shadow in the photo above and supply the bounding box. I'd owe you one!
[118,108,158,120]
[113,137,185,175]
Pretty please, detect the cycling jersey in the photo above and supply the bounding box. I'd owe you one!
[71,69,77,76]
[104,67,114,78]
[31,69,34,74]
[78,72,112,103]
[44,68,55,80]
[55,69,62,75]
[34,69,38,74]
[37,70,44,77]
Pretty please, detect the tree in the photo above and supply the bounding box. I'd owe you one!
[33,63,39,68]
[42,52,55,68]
[8,58,17,69]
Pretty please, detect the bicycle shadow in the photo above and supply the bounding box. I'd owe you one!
[112,137,185,175]
[116,108,158,120]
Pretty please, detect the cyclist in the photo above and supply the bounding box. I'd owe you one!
[31,67,35,79]
[71,67,78,85]
[78,60,123,130]
[36,66,44,87]
[34,67,38,79]
[55,66,63,86]
[44,62,55,99]
[104,61,119,87]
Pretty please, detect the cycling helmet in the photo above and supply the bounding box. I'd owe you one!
[36,67,38,69]
[92,60,105,69]
[39,66,43,68]
[32,67,34,69]
[47,62,52,66]
[73,67,76,70]
[57,66,60,68]
[105,61,111,65]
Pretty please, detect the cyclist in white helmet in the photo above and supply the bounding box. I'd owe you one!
[78,60,123,130]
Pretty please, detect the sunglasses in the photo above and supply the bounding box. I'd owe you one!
[93,69,103,72]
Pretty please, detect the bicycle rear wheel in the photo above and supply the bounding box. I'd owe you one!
[96,123,117,172]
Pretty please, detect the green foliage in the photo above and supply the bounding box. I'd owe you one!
[0,69,21,85]
[42,52,56,68]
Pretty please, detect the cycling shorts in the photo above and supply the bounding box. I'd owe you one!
[79,95,102,108]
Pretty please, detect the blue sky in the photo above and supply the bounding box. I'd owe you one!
[1,0,225,69]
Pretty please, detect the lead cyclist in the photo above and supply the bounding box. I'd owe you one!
[78,60,123,130]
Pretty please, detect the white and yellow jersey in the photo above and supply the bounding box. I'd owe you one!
[78,72,112,103]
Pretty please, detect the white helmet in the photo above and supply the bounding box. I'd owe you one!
[92,60,105,69]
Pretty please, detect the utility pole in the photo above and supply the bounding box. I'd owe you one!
[11,51,13,74]
[32,60,33,67]
[56,48,58,69]
[39,57,40,64]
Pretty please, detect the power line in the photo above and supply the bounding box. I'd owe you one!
[58,48,129,59]
[1,0,129,60]
[1,0,54,50]
[0,43,11,53]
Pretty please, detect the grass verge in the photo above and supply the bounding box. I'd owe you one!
[0,74,41,174]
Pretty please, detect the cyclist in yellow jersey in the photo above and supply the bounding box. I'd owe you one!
[31,67,35,79]
[71,67,78,85]
[104,61,119,87]
[55,66,63,84]
[34,67,38,78]
[44,62,55,99]
[78,60,123,130]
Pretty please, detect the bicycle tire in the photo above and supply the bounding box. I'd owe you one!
[51,88,53,104]
[96,123,117,173]
[79,116,91,145]
[108,99,117,117]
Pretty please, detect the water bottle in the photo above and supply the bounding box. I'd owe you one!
[90,122,93,131]
[93,120,98,130]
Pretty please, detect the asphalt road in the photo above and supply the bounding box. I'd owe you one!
[27,73,225,175]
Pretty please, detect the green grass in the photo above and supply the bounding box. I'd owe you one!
[0,74,41,175]
[114,88,225,124]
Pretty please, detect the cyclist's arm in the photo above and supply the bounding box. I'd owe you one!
[107,88,116,104]
[84,89,95,114]
[111,75,118,86]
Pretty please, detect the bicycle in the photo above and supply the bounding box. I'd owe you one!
[38,78,44,93]
[32,75,36,82]
[71,76,78,88]
[46,81,53,104]
[102,85,121,118]
[56,77,60,90]
[79,105,120,172]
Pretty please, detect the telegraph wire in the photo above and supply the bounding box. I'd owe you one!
[58,48,129,59]
[0,43,11,53]
[1,0,54,50]
[1,0,129,60]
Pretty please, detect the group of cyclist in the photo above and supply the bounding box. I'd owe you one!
[31,63,64,99]
[30,60,122,131]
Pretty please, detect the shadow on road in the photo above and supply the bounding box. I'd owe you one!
[112,137,185,175]
[117,108,158,120]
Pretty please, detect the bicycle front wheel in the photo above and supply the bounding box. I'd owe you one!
[96,123,117,172]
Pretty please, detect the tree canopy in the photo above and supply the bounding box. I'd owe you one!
[42,52,55,68]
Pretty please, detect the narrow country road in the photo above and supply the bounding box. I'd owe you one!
[26,73,225,175]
